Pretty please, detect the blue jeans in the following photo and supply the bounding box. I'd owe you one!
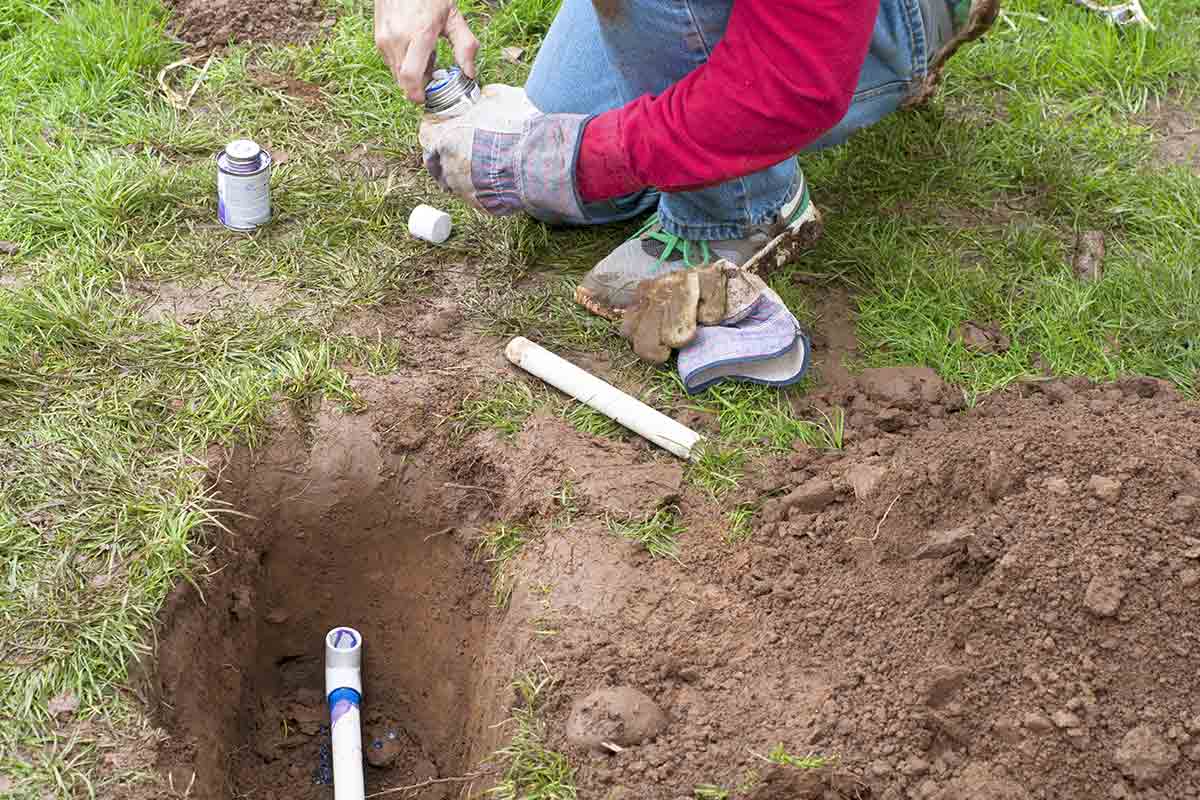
[527,0,931,240]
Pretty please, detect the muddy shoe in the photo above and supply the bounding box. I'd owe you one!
[574,170,822,321]
[904,0,1001,109]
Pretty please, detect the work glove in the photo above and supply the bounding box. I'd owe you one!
[417,84,590,224]
[620,265,729,364]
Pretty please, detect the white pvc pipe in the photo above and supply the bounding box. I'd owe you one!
[325,627,364,800]
[504,336,703,461]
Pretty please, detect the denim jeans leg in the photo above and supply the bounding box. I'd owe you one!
[806,0,928,152]
[570,0,792,241]
[527,0,931,235]
[526,0,659,223]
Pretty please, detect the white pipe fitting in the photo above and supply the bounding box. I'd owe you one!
[408,204,452,244]
[505,336,703,461]
[325,627,365,800]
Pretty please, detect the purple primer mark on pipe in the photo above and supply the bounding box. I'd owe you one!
[331,628,357,649]
[330,697,357,727]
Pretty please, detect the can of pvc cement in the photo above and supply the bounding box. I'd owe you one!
[423,67,480,118]
[216,139,272,231]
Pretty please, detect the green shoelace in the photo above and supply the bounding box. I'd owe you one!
[634,215,713,270]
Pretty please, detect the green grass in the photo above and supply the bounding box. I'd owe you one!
[763,744,836,770]
[789,0,1200,398]
[725,504,757,545]
[488,670,577,800]
[0,0,1197,795]
[608,507,685,561]
[476,523,531,607]
[454,377,628,441]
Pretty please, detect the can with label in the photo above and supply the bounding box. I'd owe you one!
[423,67,480,118]
[216,139,272,231]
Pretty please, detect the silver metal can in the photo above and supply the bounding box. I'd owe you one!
[423,67,480,118]
[216,139,272,232]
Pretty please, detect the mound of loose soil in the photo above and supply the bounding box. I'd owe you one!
[511,375,1200,799]
[164,0,331,49]
[149,309,1200,800]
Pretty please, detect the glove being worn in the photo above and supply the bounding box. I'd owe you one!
[418,84,591,224]
[619,264,729,364]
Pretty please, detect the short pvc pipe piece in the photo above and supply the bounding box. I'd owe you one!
[325,627,364,800]
[408,204,452,244]
[505,336,703,461]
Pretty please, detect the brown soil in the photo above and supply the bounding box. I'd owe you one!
[1145,97,1200,174]
[148,277,1200,799]
[518,375,1200,800]
[164,0,334,50]
[131,278,287,323]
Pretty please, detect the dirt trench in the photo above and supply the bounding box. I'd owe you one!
[151,379,507,800]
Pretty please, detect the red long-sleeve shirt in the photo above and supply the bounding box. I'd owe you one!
[576,0,881,202]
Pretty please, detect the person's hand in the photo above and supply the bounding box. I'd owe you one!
[374,0,478,102]
[418,84,592,224]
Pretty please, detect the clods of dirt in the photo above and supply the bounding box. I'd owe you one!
[164,0,333,50]
[247,67,325,105]
[498,413,685,521]
[513,378,1200,799]
[566,686,669,752]
[799,365,966,443]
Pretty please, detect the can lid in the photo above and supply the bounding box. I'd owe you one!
[425,68,456,94]
[225,139,262,161]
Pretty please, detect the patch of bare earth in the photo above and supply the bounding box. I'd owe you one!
[131,278,288,324]
[164,0,335,51]
[1144,96,1200,174]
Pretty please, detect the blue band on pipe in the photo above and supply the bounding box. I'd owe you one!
[328,686,360,706]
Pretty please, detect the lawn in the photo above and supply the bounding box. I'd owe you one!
[0,0,1197,796]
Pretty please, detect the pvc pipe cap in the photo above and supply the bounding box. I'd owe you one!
[409,204,452,244]
[325,627,363,695]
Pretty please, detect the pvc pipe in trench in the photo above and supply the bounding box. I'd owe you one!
[325,627,365,800]
[505,336,703,461]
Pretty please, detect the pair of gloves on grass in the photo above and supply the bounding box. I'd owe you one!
[419,85,811,392]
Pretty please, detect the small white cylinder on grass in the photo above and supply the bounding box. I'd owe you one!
[408,204,452,244]
[505,336,703,461]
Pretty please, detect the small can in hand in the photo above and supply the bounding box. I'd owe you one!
[423,67,480,119]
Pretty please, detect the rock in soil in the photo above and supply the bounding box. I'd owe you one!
[911,526,974,560]
[565,686,668,751]
[1083,570,1128,618]
[1114,725,1181,788]
[934,763,1029,799]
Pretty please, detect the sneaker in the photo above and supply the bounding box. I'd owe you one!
[574,171,822,320]
[905,0,1001,108]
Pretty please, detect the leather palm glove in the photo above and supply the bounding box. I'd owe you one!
[417,84,591,225]
[619,264,728,364]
